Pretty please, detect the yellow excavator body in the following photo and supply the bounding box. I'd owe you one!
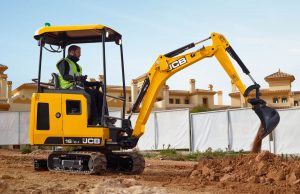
[29,24,279,174]
[29,93,109,146]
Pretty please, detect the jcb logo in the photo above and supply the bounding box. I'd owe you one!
[82,138,101,144]
[168,57,187,71]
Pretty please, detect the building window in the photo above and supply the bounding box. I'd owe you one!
[184,99,189,104]
[294,101,299,106]
[273,98,279,103]
[156,97,162,101]
[169,98,174,104]
[282,97,287,103]
[203,98,208,106]
[128,96,132,102]
[175,98,180,104]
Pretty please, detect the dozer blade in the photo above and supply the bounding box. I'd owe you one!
[252,103,280,140]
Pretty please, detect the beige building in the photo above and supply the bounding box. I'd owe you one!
[10,83,36,111]
[130,74,218,111]
[0,64,36,111]
[8,73,219,112]
[0,64,12,111]
[229,69,300,109]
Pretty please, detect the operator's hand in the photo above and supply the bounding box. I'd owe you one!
[95,81,102,87]
[82,75,88,81]
[84,80,102,89]
[75,75,88,83]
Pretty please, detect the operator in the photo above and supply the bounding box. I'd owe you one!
[56,45,108,125]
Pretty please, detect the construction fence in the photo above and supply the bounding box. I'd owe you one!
[0,108,300,154]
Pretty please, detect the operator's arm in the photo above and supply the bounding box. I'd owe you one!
[57,60,74,81]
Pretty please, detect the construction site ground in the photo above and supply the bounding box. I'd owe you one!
[1,149,300,194]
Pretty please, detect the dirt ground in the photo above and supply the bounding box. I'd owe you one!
[1,149,300,194]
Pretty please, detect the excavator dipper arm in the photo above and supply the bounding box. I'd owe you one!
[128,32,280,144]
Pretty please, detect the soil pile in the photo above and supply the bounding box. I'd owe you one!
[2,149,300,193]
[190,151,300,193]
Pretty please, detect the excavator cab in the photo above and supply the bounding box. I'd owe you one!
[29,24,144,174]
[30,24,130,143]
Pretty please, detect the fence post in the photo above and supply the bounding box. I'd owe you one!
[18,112,20,145]
[227,110,232,151]
[189,113,193,152]
[154,112,158,150]
[273,130,276,154]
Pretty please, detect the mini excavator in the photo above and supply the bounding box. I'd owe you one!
[30,24,280,174]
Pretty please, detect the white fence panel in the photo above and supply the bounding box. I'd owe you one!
[156,109,190,150]
[19,112,30,144]
[1,107,300,155]
[228,109,271,152]
[274,109,300,154]
[130,113,156,150]
[191,111,229,152]
[0,112,19,145]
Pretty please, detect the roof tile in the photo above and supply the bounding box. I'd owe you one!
[265,69,295,81]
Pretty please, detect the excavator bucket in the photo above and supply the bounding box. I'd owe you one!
[252,101,280,140]
[244,84,280,141]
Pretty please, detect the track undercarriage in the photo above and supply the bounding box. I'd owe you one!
[35,150,145,175]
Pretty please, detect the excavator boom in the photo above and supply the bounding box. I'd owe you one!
[129,32,280,143]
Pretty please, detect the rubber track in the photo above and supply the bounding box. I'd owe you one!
[128,152,145,174]
[47,151,145,175]
[47,151,107,175]
[111,152,145,174]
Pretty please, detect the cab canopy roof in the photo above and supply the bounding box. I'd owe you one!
[34,24,122,46]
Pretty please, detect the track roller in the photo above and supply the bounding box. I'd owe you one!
[106,152,145,174]
[47,151,107,175]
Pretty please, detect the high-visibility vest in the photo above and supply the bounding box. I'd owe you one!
[56,57,82,89]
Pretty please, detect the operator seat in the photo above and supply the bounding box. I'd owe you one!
[51,73,60,89]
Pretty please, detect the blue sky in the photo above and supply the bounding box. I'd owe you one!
[1,0,300,104]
